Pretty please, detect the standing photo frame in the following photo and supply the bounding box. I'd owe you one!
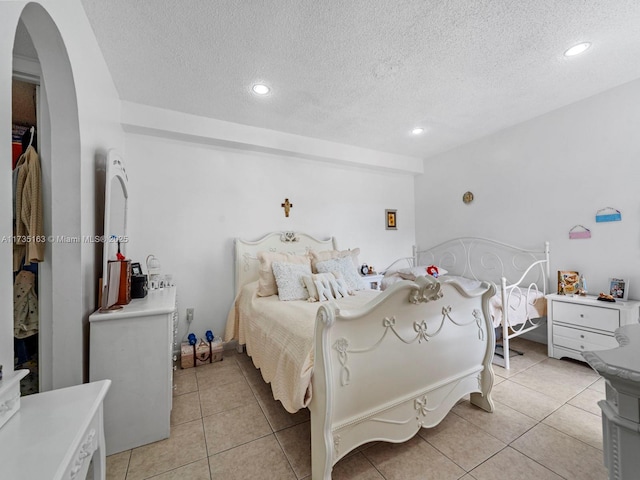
[608,278,628,301]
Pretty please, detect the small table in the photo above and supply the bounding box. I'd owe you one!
[0,379,111,480]
[361,273,384,290]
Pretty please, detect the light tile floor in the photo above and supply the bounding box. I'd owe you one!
[106,338,608,479]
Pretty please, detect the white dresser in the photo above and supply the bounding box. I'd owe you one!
[546,293,640,362]
[89,287,177,455]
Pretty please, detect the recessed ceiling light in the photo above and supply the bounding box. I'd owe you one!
[564,42,591,57]
[412,127,425,135]
[252,84,270,95]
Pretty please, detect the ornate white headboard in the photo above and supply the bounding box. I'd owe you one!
[234,231,338,294]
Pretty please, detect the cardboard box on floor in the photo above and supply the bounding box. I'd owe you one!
[180,339,223,368]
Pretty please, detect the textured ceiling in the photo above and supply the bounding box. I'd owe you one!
[72,1,640,159]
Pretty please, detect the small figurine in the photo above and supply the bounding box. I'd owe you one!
[426,265,440,278]
[578,275,587,295]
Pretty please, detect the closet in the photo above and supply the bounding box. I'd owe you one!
[11,78,42,396]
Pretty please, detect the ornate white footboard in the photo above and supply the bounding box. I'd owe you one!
[310,275,496,479]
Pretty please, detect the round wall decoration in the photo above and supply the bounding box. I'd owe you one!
[462,191,474,204]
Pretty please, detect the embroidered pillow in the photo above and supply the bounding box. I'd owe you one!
[272,261,312,301]
[257,251,311,297]
[310,248,360,273]
[315,256,366,292]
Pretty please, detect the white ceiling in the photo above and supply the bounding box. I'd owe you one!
[58,2,640,158]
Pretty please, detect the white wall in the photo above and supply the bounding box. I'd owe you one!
[124,132,416,342]
[1,0,123,386]
[415,78,640,304]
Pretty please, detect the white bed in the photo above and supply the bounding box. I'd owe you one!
[381,237,550,369]
[225,231,497,479]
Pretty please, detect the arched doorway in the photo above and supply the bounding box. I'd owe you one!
[2,2,83,390]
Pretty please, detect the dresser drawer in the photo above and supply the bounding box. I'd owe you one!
[552,301,619,332]
[553,324,618,353]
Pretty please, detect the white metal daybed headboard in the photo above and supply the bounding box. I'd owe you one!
[413,237,550,293]
[233,231,338,295]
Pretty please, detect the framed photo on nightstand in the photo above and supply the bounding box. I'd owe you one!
[609,278,628,301]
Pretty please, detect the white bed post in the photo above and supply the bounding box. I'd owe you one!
[501,277,510,370]
[544,241,550,294]
[471,282,497,412]
[310,304,336,480]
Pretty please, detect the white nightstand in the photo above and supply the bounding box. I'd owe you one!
[361,274,384,290]
[546,293,640,363]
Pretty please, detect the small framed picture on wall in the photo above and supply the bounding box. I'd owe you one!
[609,278,628,301]
[385,209,397,230]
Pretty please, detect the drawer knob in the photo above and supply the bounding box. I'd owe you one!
[580,314,584,318]
[580,345,584,350]
[580,334,585,339]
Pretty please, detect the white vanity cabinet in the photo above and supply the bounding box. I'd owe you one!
[546,293,640,362]
[89,287,177,455]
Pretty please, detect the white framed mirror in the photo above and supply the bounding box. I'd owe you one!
[102,149,128,290]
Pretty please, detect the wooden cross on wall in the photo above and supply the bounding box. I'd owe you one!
[281,198,293,217]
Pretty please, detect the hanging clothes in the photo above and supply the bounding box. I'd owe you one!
[14,270,39,339]
[13,144,45,271]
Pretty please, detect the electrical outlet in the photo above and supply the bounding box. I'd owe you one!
[186,308,194,323]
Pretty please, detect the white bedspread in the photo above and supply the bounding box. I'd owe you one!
[224,282,379,413]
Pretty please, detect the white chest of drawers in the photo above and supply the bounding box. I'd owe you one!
[89,287,177,455]
[546,293,640,362]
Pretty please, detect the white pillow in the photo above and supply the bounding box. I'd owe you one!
[271,261,312,301]
[310,248,360,273]
[332,274,351,298]
[304,273,345,302]
[257,251,311,297]
[316,256,366,291]
[303,273,337,302]
[397,265,449,280]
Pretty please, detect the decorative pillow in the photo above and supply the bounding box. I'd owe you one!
[271,261,312,301]
[310,248,360,273]
[397,265,449,281]
[316,256,366,291]
[314,276,335,302]
[304,273,334,302]
[257,251,311,297]
[333,276,351,298]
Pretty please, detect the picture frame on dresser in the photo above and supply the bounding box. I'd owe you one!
[608,277,628,301]
[557,270,579,295]
[131,262,142,276]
